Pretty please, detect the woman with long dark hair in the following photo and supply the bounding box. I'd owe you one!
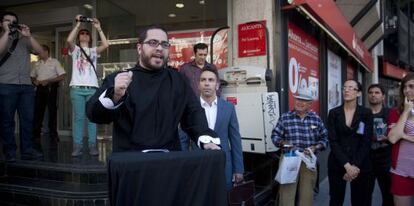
[388,73,414,206]
[327,79,373,206]
[66,14,108,157]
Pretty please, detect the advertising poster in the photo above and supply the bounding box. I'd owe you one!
[168,29,228,70]
[238,21,267,57]
[327,50,342,111]
[287,22,320,113]
[347,61,355,80]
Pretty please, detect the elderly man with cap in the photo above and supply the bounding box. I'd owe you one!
[271,88,328,206]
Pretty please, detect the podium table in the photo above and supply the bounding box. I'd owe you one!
[108,150,227,206]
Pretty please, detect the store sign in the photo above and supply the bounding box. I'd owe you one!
[238,21,266,57]
[168,29,228,70]
[382,60,407,80]
[288,22,320,113]
[327,50,342,111]
[285,0,373,71]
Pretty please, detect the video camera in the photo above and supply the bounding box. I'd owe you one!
[8,22,22,34]
[78,16,94,23]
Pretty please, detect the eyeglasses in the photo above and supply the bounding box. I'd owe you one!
[79,31,90,35]
[143,39,171,49]
[342,86,359,91]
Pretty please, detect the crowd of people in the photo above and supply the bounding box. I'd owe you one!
[0,10,413,205]
[272,79,414,206]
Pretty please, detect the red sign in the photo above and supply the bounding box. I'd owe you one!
[286,0,373,71]
[238,21,266,57]
[226,97,238,105]
[168,29,228,70]
[382,60,407,80]
[288,22,320,114]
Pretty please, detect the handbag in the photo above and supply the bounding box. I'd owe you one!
[274,153,302,184]
[228,180,255,206]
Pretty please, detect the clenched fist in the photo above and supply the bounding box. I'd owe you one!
[113,71,133,103]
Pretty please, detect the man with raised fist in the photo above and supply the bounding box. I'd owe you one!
[86,25,221,151]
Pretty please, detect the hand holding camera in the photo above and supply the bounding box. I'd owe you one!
[75,14,93,23]
[74,15,102,32]
[2,20,26,36]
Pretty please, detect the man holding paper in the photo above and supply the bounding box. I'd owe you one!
[271,88,328,206]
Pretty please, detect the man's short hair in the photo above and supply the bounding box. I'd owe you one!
[137,25,168,43]
[41,44,50,54]
[368,84,385,95]
[200,67,219,82]
[193,43,208,54]
[1,11,19,23]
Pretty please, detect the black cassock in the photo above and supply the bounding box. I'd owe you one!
[87,65,216,151]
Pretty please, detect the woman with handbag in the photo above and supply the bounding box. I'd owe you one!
[327,79,373,206]
[66,14,109,157]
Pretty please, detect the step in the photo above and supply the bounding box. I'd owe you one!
[254,184,274,206]
[3,160,107,184]
[0,176,108,206]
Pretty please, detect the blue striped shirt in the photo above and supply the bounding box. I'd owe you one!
[271,110,328,151]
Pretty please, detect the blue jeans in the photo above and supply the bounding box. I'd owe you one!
[70,87,97,145]
[0,84,35,158]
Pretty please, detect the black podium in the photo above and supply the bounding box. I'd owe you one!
[108,150,227,206]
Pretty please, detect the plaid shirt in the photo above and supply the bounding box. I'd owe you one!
[271,110,328,151]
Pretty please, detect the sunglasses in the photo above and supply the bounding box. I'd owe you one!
[79,31,90,35]
[143,39,171,49]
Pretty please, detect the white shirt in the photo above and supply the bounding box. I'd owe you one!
[31,57,65,81]
[200,97,218,130]
[69,45,99,87]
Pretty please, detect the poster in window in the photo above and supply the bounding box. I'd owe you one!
[168,29,228,70]
[288,22,320,113]
[327,50,342,111]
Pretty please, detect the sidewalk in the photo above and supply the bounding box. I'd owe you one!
[313,177,410,206]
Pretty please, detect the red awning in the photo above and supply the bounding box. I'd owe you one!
[284,0,374,72]
[382,60,407,80]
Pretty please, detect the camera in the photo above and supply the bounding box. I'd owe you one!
[8,22,22,34]
[78,16,94,23]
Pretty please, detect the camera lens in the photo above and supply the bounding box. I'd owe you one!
[79,16,94,23]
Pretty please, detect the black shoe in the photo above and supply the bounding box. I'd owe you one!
[21,150,43,160]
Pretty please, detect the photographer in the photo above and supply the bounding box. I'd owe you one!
[66,14,109,157]
[0,11,44,162]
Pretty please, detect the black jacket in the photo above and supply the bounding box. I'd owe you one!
[327,105,373,172]
[86,65,216,152]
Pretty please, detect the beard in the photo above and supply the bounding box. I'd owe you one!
[140,51,167,70]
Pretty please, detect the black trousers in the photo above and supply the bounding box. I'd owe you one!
[32,83,59,148]
[328,168,371,206]
[367,147,393,206]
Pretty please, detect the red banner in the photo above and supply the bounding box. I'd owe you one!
[238,21,266,57]
[168,29,228,70]
[288,22,320,113]
[286,0,373,71]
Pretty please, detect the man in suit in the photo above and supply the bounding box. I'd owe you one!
[180,68,244,189]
